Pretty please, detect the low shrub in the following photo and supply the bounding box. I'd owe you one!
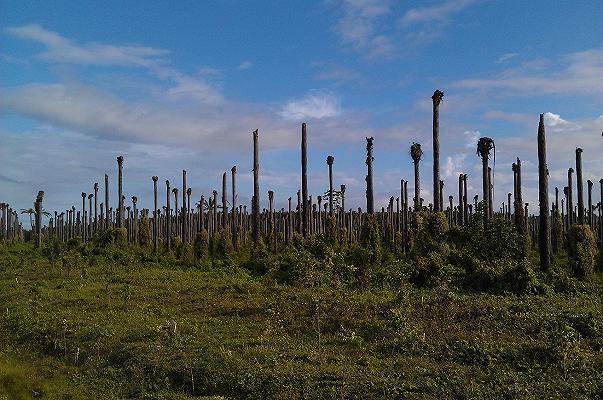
[567,225,597,279]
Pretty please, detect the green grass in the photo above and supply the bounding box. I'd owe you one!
[1,242,602,399]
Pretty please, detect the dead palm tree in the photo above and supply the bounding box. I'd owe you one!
[117,156,124,228]
[132,196,138,245]
[253,129,260,246]
[231,166,237,248]
[152,176,158,254]
[182,170,187,242]
[301,123,309,237]
[410,142,423,211]
[165,180,171,251]
[81,192,87,241]
[432,89,444,212]
[476,137,495,224]
[93,182,99,232]
[587,179,593,228]
[568,167,574,226]
[104,174,109,229]
[88,193,93,238]
[366,137,375,213]
[222,172,228,228]
[327,155,334,217]
[172,187,179,238]
[537,114,550,271]
[575,148,584,224]
[34,191,45,248]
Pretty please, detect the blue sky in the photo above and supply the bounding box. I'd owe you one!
[1,0,602,217]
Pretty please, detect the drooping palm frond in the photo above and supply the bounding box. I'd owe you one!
[322,189,343,207]
[476,137,495,159]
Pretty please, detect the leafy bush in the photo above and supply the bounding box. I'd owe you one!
[465,216,526,263]
[567,225,597,279]
[42,239,65,263]
[171,234,183,254]
[410,251,447,288]
[244,239,271,275]
[114,228,128,247]
[138,214,151,246]
[270,247,319,286]
[358,214,382,288]
[412,212,449,258]
[214,228,233,259]
[66,236,82,250]
[498,260,549,295]
[92,228,117,248]
[193,229,209,259]
[179,243,196,266]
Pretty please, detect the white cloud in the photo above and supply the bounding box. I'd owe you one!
[463,130,480,148]
[334,0,395,59]
[5,24,224,106]
[497,52,519,63]
[164,73,224,105]
[452,48,603,97]
[5,24,169,67]
[237,61,253,70]
[400,0,478,26]
[280,92,342,120]
[543,112,571,128]
[445,154,466,177]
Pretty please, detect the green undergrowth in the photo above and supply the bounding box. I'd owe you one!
[1,226,603,399]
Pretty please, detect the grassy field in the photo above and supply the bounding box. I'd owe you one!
[1,241,602,399]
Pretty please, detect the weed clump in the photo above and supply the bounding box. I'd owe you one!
[138,214,151,246]
[567,225,597,279]
[193,229,209,260]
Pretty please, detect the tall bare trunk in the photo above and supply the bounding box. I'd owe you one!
[182,170,187,242]
[458,174,464,225]
[432,90,444,212]
[35,191,44,248]
[93,183,98,232]
[576,148,584,224]
[117,156,124,228]
[488,167,493,219]
[587,179,593,228]
[568,168,574,226]
[104,174,109,229]
[439,180,444,213]
[81,192,87,242]
[327,155,334,217]
[411,142,423,211]
[537,114,550,272]
[463,175,468,224]
[152,176,158,254]
[301,123,309,238]
[253,129,260,246]
[166,180,171,251]
[366,137,374,213]
[222,172,228,228]
[232,166,237,248]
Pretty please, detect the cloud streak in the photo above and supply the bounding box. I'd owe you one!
[5,24,169,67]
[334,0,395,59]
[453,48,603,97]
[280,92,342,120]
[400,0,478,26]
